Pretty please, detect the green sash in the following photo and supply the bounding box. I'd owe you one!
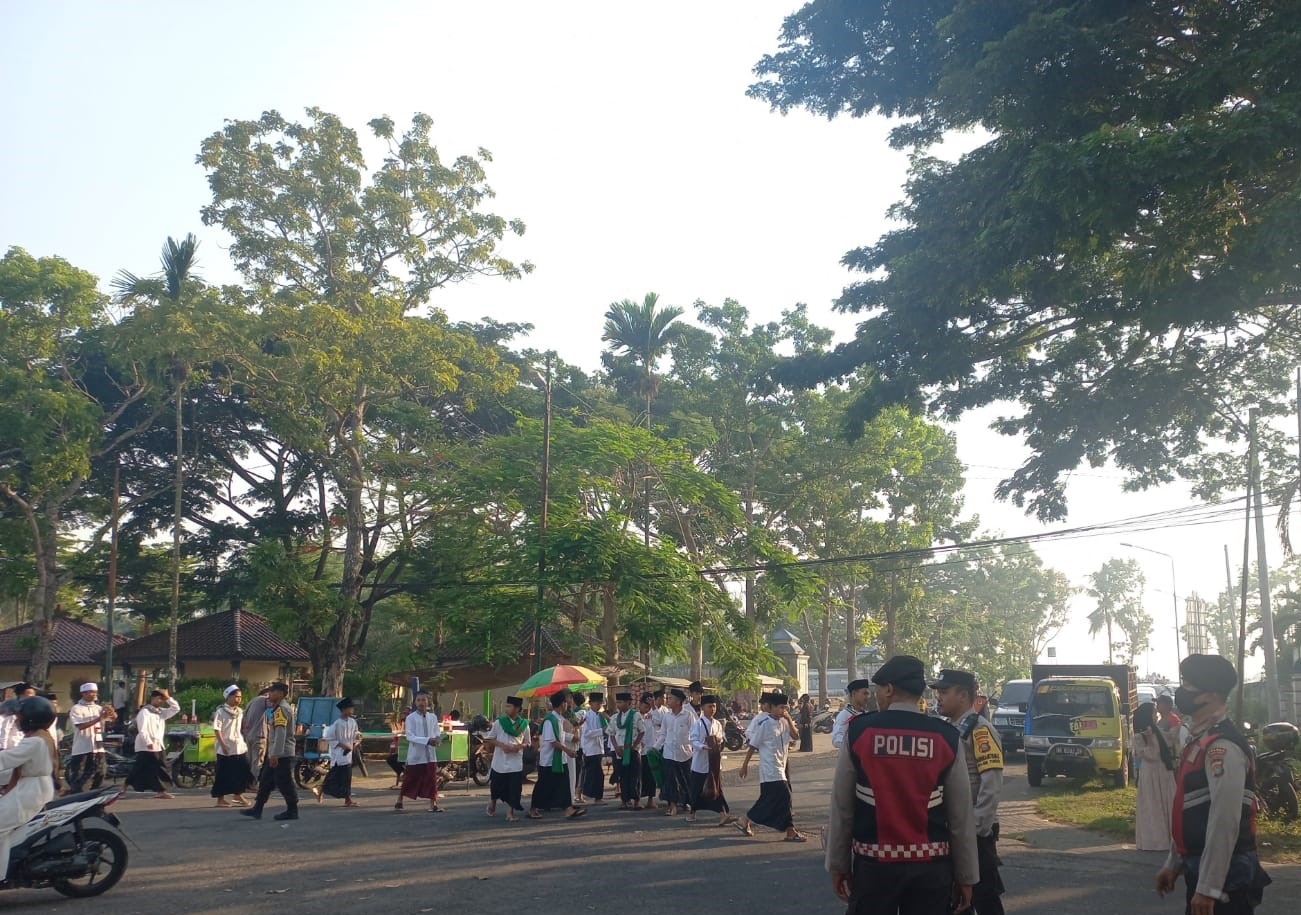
[497,715,527,738]
[544,713,564,772]
[618,710,639,765]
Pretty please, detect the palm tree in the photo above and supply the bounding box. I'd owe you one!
[112,234,202,688]
[601,292,685,434]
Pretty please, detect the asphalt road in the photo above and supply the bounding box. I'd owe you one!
[4,747,1296,914]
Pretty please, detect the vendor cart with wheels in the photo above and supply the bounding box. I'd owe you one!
[166,724,216,788]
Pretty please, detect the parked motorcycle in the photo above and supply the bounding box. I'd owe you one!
[1256,722,1299,822]
[723,716,747,752]
[812,709,836,734]
[4,786,130,898]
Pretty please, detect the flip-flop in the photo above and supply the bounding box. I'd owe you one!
[784,833,808,843]
[527,811,543,819]
[733,821,753,836]
[566,807,588,819]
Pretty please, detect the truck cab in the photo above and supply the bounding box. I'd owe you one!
[1024,667,1133,788]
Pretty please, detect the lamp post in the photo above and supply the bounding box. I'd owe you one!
[530,354,553,676]
[1119,542,1181,668]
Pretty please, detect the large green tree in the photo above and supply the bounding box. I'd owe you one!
[197,109,530,694]
[752,2,1301,520]
[1086,558,1152,664]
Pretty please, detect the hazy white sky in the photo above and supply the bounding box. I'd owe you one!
[1,1,1280,680]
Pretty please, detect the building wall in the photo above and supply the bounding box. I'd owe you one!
[0,664,107,699]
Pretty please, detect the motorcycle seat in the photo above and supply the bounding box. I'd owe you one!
[45,788,116,810]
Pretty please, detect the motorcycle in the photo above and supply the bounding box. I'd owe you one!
[812,709,836,734]
[723,716,747,752]
[4,786,130,898]
[1256,722,1299,822]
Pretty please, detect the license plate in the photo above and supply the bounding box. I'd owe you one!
[1052,745,1088,757]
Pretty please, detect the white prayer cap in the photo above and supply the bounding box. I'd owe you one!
[223,684,241,698]
[80,682,99,693]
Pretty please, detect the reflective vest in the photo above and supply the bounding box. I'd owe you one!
[846,709,961,862]
[1171,718,1257,858]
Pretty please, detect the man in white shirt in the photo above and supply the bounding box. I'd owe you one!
[67,682,115,792]
[608,691,643,810]
[659,688,697,817]
[832,679,873,751]
[687,693,734,825]
[737,692,803,840]
[636,693,659,810]
[484,695,529,821]
[127,688,180,798]
[529,690,586,820]
[212,684,252,807]
[395,691,442,812]
[315,696,360,807]
[580,692,608,804]
[111,680,129,719]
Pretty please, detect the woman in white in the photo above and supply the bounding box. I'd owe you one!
[1132,702,1176,850]
[212,686,253,807]
[0,697,58,866]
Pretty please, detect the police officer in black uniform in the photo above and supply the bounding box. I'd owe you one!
[826,655,978,915]
[1156,654,1270,915]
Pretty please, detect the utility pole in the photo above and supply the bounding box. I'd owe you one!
[532,354,553,676]
[1248,408,1282,720]
[105,460,120,682]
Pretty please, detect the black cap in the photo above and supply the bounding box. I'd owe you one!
[268,681,289,694]
[336,697,355,710]
[769,692,789,707]
[846,679,872,693]
[571,692,586,705]
[638,693,653,705]
[928,669,977,691]
[505,695,524,708]
[589,692,604,703]
[687,681,703,692]
[1180,654,1237,696]
[652,689,665,698]
[549,692,568,708]
[701,694,721,705]
[871,655,927,695]
[615,691,632,701]
[669,688,687,701]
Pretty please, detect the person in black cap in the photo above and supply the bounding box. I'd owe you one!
[529,691,586,820]
[825,655,977,914]
[315,697,360,807]
[660,688,696,816]
[636,693,659,810]
[736,692,802,840]
[608,692,644,809]
[242,681,299,821]
[1157,654,1270,915]
[570,691,589,802]
[932,669,1005,915]
[484,696,529,821]
[687,681,705,715]
[579,693,608,804]
[687,694,735,826]
[833,679,873,751]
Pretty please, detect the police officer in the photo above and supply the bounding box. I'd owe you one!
[826,655,978,915]
[1156,654,1270,915]
[931,669,1005,915]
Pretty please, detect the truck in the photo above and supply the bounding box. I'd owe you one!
[1023,664,1137,789]
[991,678,1033,753]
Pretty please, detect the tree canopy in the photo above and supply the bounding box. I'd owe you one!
[752,1,1301,520]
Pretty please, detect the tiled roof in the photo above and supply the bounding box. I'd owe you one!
[109,609,310,662]
[0,617,128,666]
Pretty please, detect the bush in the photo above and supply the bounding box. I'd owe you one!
[172,684,226,723]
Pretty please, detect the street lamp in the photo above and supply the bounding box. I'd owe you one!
[1119,542,1181,668]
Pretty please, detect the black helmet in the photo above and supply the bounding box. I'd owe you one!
[1261,722,1299,753]
[18,696,56,731]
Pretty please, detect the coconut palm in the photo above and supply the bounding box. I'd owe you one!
[601,292,684,432]
[112,234,203,687]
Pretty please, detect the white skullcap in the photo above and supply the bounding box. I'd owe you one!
[80,682,98,693]
[223,684,241,698]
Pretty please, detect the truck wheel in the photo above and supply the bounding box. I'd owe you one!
[1027,757,1044,787]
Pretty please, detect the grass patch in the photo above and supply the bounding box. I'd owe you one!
[1033,779,1301,863]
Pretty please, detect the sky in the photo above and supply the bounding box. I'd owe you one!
[1,1,1285,683]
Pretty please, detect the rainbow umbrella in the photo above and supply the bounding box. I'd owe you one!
[517,664,605,698]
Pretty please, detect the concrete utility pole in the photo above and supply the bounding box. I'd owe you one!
[532,354,553,676]
[1248,408,1282,721]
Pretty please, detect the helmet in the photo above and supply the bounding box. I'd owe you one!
[1261,722,1299,753]
[18,696,56,731]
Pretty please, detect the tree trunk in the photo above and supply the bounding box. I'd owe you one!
[600,585,619,665]
[316,623,352,697]
[819,584,832,704]
[885,573,898,660]
[27,501,63,689]
[1106,615,1114,664]
[689,632,704,682]
[846,579,858,681]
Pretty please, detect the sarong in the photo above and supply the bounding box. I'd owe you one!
[212,753,255,797]
[399,761,439,800]
[661,758,691,805]
[489,768,524,812]
[320,762,352,799]
[530,763,573,811]
[582,753,605,800]
[126,751,171,793]
[639,754,657,801]
[747,779,793,831]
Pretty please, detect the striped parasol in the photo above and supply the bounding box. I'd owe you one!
[516,664,605,698]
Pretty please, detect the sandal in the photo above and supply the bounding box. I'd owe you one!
[232,797,250,807]
[784,833,808,843]
[528,811,543,819]
[565,807,588,819]
[733,820,753,837]
[393,803,406,813]
[215,801,232,808]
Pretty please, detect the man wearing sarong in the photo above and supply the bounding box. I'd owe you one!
[580,692,608,804]
[127,688,179,798]
[395,691,442,813]
[646,689,667,800]
[570,692,588,801]
[660,688,696,817]
[241,681,300,821]
[315,697,360,807]
[636,693,659,810]
[608,691,644,810]
[212,685,253,807]
[687,693,735,826]
[529,690,586,820]
[484,695,529,822]
[737,692,804,841]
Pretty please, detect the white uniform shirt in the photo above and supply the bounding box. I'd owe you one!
[660,706,697,763]
[752,715,792,783]
[212,704,247,756]
[134,697,180,752]
[608,709,643,759]
[538,713,566,769]
[324,716,359,766]
[747,711,771,749]
[68,700,108,756]
[403,710,442,765]
[832,706,864,750]
[650,705,668,750]
[690,715,723,774]
[111,685,128,709]
[580,709,607,757]
[486,716,529,773]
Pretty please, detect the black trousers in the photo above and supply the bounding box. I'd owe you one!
[66,753,106,793]
[847,856,953,915]
[252,757,299,812]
